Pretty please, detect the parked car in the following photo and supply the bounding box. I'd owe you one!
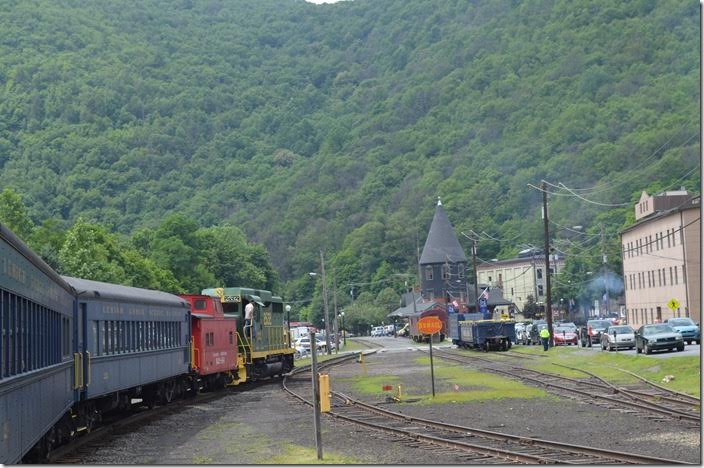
[553,326,578,345]
[371,326,385,337]
[384,324,395,336]
[295,337,324,353]
[635,324,684,355]
[601,325,635,351]
[556,322,577,333]
[579,319,612,347]
[397,323,409,337]
[663,317,700,345]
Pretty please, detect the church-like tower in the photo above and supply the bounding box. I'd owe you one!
[419,198,468,304]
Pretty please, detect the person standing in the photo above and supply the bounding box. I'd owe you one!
[540,326,550,351]
[244,302,256,340]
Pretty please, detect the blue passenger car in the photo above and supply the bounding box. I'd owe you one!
[0,225,76,464]
[63,277,192,411]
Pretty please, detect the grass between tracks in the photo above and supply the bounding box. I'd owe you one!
[518,346,701,398]
[337,358,548,404]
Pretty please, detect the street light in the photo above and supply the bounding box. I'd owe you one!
[339,311,346,346]
[285,304,292,347]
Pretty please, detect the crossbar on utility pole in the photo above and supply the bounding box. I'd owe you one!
[542,181,554,346]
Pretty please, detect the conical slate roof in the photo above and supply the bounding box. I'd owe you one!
[419,199,467,264]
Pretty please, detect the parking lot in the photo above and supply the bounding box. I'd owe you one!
[575,342,700,359]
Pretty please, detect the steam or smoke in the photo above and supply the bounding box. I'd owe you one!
[586,270,624,296]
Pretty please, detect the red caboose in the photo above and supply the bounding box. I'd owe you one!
[180,294,242,390]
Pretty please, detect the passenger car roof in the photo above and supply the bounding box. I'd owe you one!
[63,276,188,308]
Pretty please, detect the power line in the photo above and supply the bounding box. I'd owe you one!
[543,128,698,195]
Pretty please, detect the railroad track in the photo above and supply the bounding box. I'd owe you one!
[47,380,272,463]
[349,337,385,349]
[282,351,688,464]
[427,349,700,427]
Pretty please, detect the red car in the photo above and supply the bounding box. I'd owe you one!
[553,326,578,345]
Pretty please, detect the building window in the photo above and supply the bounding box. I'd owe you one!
[425,266,433,281]
[658,269,662,287]
[674,266,679,284]
[536,269,543,279]
[510,288,514,296]
[488,276,492,282]
[458,268,464,279]
[538,285,544,296]
[656,307,662,322]
[441,264,450,280]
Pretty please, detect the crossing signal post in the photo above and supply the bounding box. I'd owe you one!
[417,316,443,398]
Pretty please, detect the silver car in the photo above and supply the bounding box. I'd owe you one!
[601,325,635,351]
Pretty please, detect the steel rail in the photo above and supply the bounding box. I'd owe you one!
[330,390,688,465]
[429,349,701,424]
[282,349,689,465]
[609,367,701,403]
[550,363,701,415]
[282,354,556,464]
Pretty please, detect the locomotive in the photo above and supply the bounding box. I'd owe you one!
[0,222,293,463]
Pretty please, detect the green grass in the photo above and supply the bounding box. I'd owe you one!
[266,444,359,464]
[340,340,366,351]
[411,357,548,403]
[525,347,701,397]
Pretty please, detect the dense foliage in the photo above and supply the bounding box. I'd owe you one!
[0,0,699,327]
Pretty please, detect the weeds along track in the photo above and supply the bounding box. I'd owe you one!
[427,349,700,427]
[281,351,687,465]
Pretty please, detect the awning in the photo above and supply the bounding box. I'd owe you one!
[246,294,265,306]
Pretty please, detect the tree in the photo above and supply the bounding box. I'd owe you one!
[0,188,34,241]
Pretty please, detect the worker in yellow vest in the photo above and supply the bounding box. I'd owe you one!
[539,327,550,351]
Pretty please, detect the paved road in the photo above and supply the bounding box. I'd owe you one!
[574,342,700,359]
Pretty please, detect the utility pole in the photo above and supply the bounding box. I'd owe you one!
[416,230,423,297]
[601,226,608,317]
[541,181,554,346]
[471,237,480,314]
[333,268,339,354]
[310,331,323,459]
[320,250,332,355]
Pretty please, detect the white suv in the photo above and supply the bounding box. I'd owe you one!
[371,326,384,337]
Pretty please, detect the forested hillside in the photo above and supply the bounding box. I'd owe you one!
[0,0,699,323]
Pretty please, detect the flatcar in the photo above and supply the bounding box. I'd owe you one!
[0,224,76,464]
[179,294,243,388]
[448,311,516,351]
[202,286,294,379]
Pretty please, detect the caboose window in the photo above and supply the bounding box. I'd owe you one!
[194,300,207,310]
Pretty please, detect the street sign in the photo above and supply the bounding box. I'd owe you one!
[417,316,443,335]
[667,298,680,312]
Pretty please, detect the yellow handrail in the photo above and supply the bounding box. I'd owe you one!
[86,352,91,386]
[236,331,250,364]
